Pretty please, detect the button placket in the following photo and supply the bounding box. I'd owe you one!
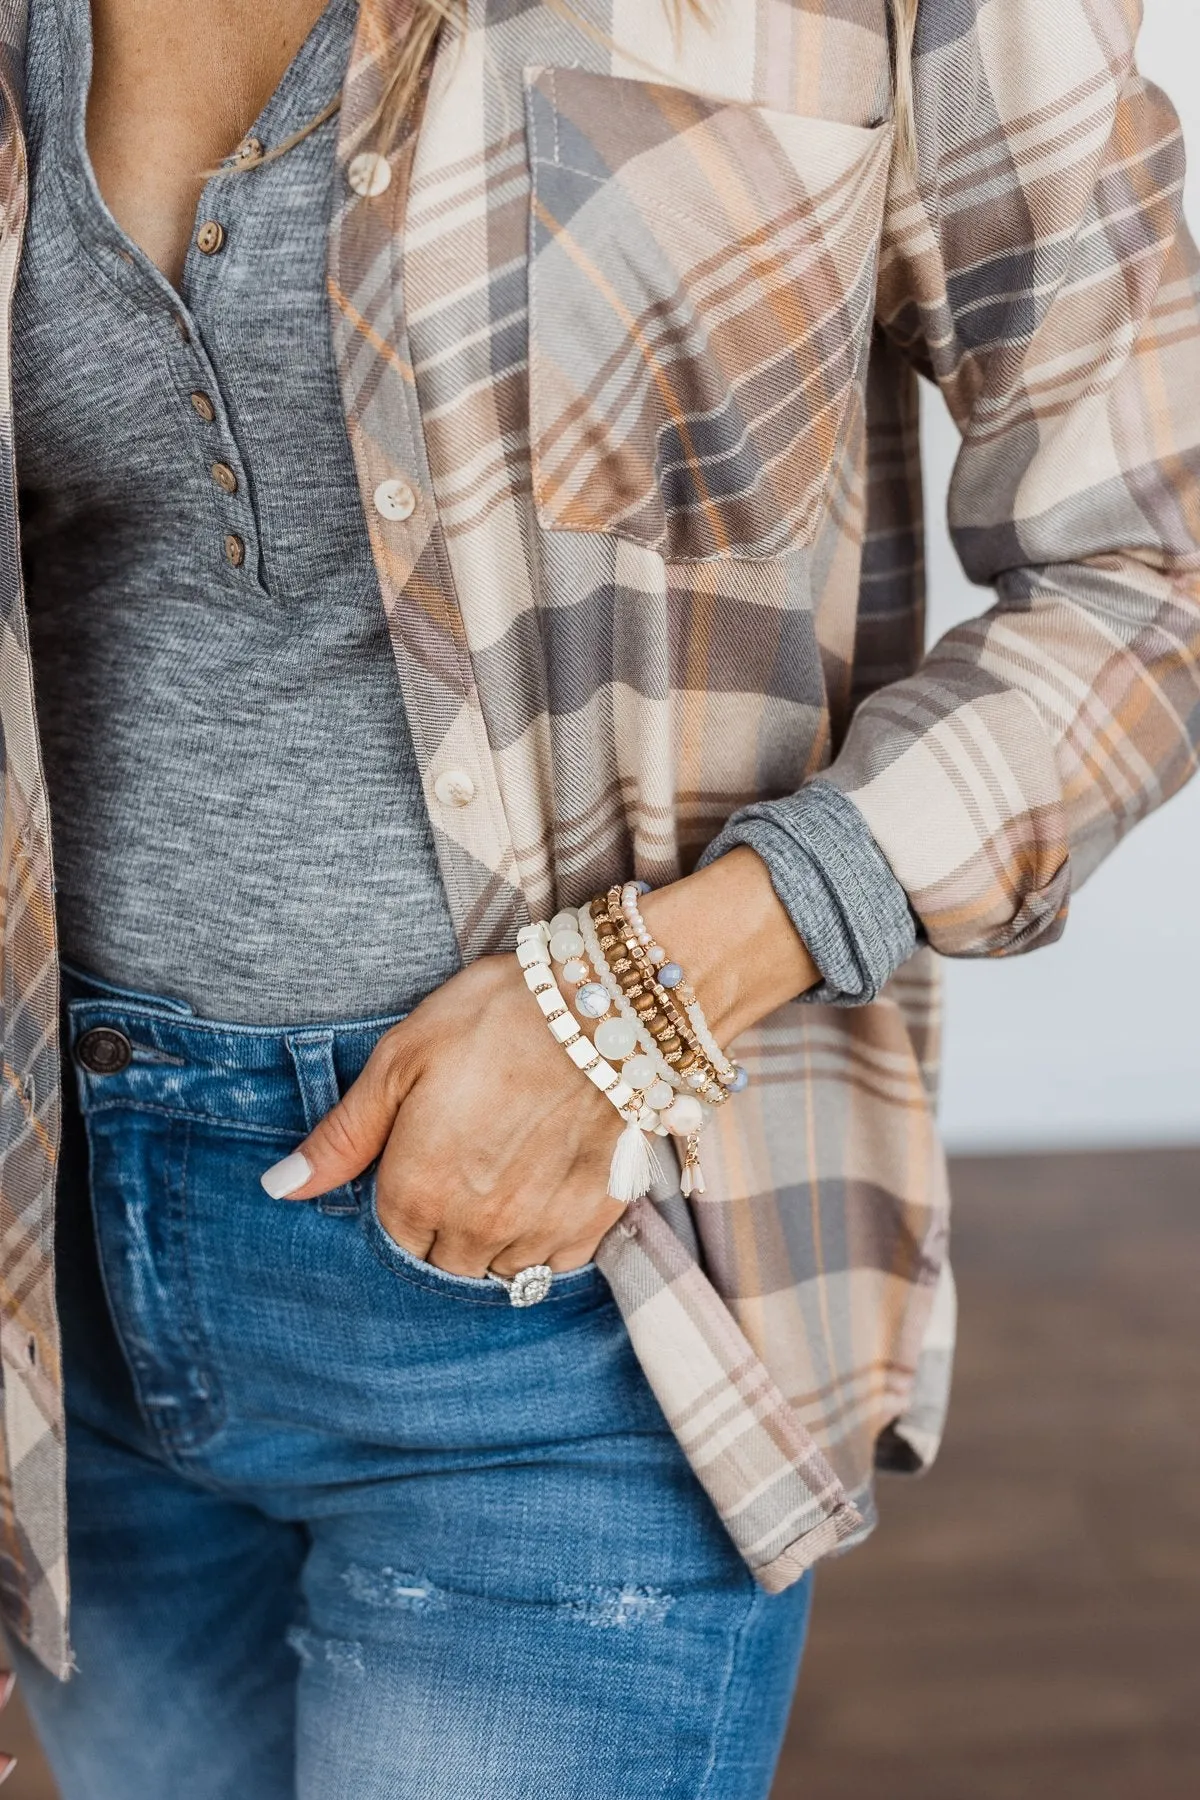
[176,172,265,583]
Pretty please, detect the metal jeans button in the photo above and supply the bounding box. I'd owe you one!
[75,1027,133,1075]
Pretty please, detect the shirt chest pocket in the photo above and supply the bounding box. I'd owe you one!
[524,66,893,565]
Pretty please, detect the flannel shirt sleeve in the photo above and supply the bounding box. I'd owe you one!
[821,0,1200,959]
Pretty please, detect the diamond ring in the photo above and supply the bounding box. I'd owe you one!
[488,1264,554,1307]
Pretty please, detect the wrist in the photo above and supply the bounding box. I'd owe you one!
[638,848,819,1046]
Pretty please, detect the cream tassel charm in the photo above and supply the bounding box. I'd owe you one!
[607,1115,657,1204]
[679,1133,707,1198]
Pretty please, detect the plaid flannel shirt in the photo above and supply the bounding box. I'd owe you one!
[0,0,1197,1676]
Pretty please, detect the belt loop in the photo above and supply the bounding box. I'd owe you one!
[284,1030,360,1216]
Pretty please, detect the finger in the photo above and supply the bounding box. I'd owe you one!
[379,1219,437,1262]
[261,1028,418,1201]
[494,1211,625,1279]
[426,1230,505,1280]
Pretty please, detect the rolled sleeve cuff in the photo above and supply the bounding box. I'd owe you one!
[697,780,920,1006]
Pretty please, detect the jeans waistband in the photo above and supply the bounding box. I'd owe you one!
[61,963,407,1161]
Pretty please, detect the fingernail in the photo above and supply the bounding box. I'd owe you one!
[261,1152,313,1199]
[0,1669,13,1709]
[0,1755,18,1784]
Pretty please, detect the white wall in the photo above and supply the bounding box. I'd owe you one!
[929,0,1200,1153]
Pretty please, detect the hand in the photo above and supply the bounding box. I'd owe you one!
[262,848,818,1275]
[264,951,629,1276]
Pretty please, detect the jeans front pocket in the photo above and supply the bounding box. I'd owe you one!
[363,1179,604,1307]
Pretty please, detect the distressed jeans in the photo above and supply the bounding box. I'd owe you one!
[13,968,814,1800]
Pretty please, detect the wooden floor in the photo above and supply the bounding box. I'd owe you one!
[4,1147,1198,1799]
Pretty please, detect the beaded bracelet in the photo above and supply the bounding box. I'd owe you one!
[618,881,747,1094]
[573,905,682,1112]
[600,890,727,1103]
[583,895,718,1197]
[515,923,658,1203]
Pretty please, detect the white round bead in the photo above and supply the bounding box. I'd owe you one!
[548,929,585,963]
[622,1054,658,1091]
[662,1095,704,1136]
[647,1080,674,1110]
[549,911,580,937]
[575,984,611,1020]
[561,958,589,985]
[594,1017,638,1062]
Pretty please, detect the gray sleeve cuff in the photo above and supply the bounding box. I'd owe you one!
[697,779,919,1006]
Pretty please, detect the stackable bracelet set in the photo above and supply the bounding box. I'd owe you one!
[516,882,748,1206]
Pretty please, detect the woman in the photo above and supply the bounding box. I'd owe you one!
[0,0,1194,1793]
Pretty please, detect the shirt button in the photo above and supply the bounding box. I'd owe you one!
[196,220,225,255]
[211,462,238,495]
[224,533,246,568]
[373,477,417,521]
[433,769,476,808]
[347,151,392,197]
[190,391,216,422]
[231,134,263,166]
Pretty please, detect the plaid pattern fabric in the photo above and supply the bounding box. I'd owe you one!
[0,0,1196,1674]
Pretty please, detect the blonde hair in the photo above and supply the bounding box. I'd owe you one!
[371,1,918,158]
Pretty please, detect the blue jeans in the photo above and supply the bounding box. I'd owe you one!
[13,968,813,1799]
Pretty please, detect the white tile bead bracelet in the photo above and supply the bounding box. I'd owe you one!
[515,922,658,1203]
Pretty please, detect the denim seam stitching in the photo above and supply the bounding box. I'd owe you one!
[695,1579,764,1800]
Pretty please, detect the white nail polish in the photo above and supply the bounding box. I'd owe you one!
[260,1151,313,1199]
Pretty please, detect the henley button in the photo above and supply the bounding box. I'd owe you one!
[196,220,225,255]
[190,391,216,422]
[347,151,392,197]
[373,477,417,521]
[211,462,238,495]
[224,533,246,568]
[434,769,476,808]
[76,1027,133,1076]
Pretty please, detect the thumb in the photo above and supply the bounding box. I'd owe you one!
[260,1029,418,1200]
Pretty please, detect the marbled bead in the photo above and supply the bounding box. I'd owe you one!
[658,962,683,988]
[575,983,611,1020]
[595,1017,638,1062]
[549,929,585,963]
